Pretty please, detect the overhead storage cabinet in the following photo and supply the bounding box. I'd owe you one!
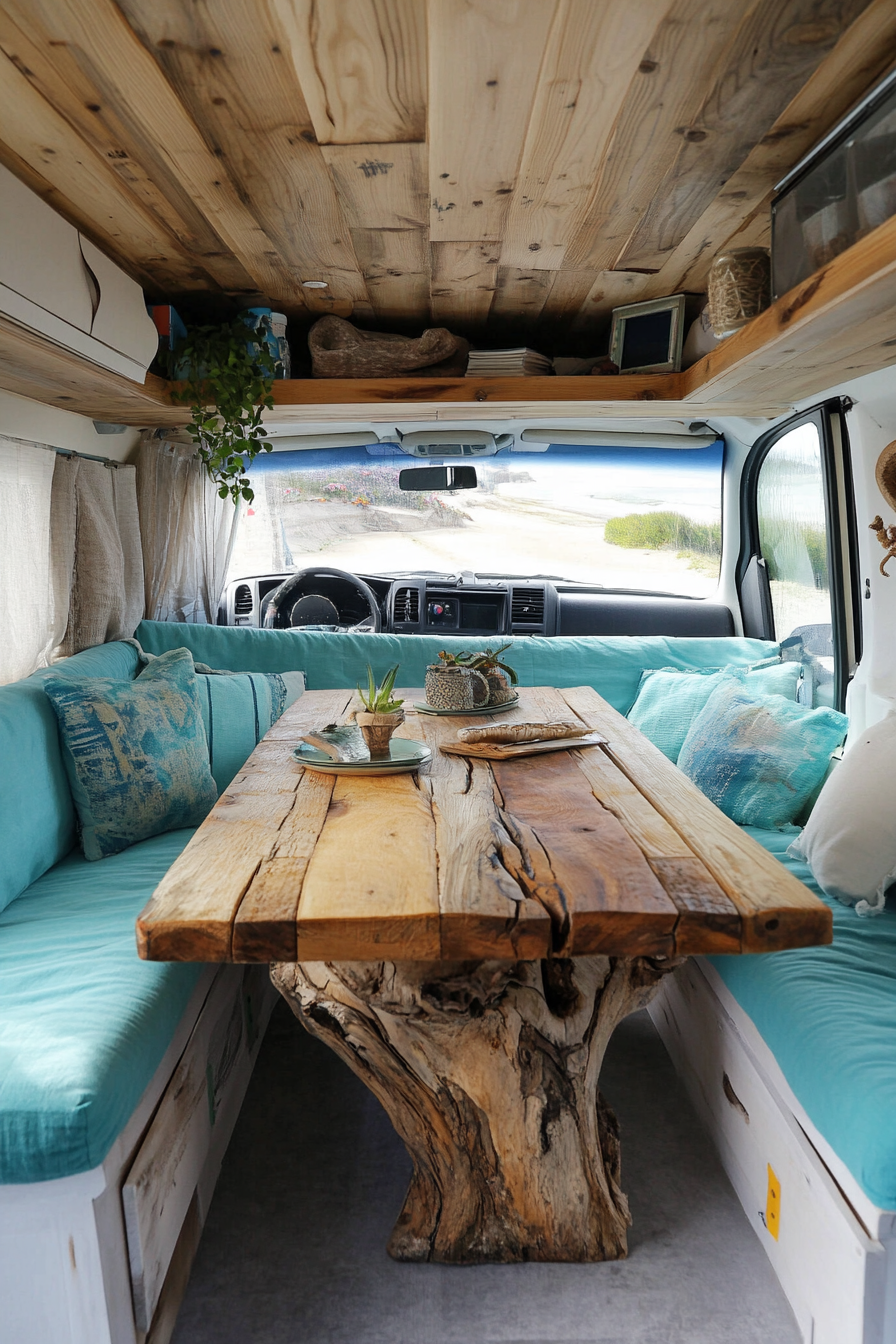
[0,165,157,382]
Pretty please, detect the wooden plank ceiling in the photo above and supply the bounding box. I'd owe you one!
[1,0,895,360]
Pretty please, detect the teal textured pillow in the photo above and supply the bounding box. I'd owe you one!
[44,648,217,860]
[677,680,848,829]
[194,668,305,791]
[627,661,802,761]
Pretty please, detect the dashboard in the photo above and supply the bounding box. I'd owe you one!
[219,570,735,639]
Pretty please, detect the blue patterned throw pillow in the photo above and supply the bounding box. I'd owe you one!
[677,679,848,829]
[627,661,802,762]
[124,639,305,791]
[44,647,218,860]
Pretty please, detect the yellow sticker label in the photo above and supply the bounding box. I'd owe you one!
[766,1164,781,1241]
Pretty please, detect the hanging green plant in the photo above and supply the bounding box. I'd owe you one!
[167,316,276,504]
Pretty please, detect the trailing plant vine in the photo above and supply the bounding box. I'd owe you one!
[168,316,276,504]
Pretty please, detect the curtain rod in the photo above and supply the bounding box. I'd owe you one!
[45,443,122,469]
[1,432,133,470]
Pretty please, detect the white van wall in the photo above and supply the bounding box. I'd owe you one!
[0,389,139,461]
[840,397,896,735]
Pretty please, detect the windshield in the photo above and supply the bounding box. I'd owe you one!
[227,442,723,596]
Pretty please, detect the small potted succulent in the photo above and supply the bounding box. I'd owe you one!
[355,663,404,757]
[436,644,518,705]
[467,644,518,705]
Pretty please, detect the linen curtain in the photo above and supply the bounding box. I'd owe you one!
[0,434,55,684]
[136,434,238,624]
[49,454,145,659]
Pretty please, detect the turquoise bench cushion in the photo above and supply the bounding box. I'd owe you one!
[0,642,140,914]
[135,622,777,716]
[708,828,896,1210]
[193,670,305,792]
[0,829,202,1183]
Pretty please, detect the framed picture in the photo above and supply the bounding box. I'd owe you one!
[608,294,687,375]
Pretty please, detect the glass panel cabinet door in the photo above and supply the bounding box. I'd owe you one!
[756,421,835,702]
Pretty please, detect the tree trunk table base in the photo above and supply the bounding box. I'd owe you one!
[271,955,680,1264]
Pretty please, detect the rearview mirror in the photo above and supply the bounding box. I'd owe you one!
[398,466,478,491]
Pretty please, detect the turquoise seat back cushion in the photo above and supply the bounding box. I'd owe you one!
[627,661,802,762]
[0,642,140,914]
[709,828,896,1211]
[135,621,777,715]
[44,648,218,860]
[194,668,305,793]
[0,830,201,1183]
[677,681,847,829]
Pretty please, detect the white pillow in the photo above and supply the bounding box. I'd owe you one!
[788,711,896,917]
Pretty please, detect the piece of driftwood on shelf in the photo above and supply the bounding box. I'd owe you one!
[308,315,466,378]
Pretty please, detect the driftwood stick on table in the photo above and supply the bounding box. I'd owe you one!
[271,953,681,1264]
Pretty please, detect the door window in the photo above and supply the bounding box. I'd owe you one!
[756,420,833,656]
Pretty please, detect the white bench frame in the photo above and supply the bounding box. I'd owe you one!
[0,963,278,1344]
[650,959,896,1344]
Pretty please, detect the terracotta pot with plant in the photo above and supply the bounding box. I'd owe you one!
[354,663,404,757]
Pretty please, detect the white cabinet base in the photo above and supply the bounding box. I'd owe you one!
[649,960,896,1344]
[0,965,277,1344]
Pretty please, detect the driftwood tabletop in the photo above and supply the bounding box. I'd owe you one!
[136,684,831,1265]
[137,684,831,964]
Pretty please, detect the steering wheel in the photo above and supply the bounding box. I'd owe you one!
[262,566,382,632]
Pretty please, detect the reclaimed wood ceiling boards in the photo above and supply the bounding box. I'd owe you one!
[0,0,894,350]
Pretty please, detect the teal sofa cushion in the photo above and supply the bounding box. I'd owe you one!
[628,661,802,761]
[708,828,896,1210]
[0,830,202,1183]
[195,669,305,792]
[135,622,777,716]
[45,649,217,860]
[677,682,847,828]
[127,637,306,793]
[0,642,140,913]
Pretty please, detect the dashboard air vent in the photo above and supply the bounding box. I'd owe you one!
[511,586,545,625]
[234,583,253,616]
[393,586,420,622]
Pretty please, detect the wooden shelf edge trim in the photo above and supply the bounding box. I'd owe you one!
[263,373,684,405]
[680,211,896,400]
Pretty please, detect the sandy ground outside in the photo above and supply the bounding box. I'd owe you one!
[228,491,719,598]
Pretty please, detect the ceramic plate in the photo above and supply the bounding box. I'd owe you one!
[292,738,432,775]
[413,695,520,717]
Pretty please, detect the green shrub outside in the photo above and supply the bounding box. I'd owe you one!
[604,511,721,556]
[759,519,828,588]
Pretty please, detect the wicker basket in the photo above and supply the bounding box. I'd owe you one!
[707,247,771,338]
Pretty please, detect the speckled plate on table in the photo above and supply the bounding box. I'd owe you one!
[292,738,432,775]
[413,695,520,717]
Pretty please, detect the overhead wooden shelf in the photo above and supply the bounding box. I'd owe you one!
[681,208,896,406]
[3,210,896,426]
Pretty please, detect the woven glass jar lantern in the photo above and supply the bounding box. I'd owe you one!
[707,246,771,338]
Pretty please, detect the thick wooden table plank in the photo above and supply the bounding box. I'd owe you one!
[295,771,440,960]
[569,742,742,955]
[137,685,832,962]
[401,711,552,961]
[136,690,352,961]
[559,685,832,952]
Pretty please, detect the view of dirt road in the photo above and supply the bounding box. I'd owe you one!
[229,486,718,596]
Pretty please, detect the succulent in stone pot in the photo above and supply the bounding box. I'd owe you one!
[464,644,518,705]
[355,663,404,757]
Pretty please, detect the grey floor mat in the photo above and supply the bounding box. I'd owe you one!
[171,999,801,1344]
